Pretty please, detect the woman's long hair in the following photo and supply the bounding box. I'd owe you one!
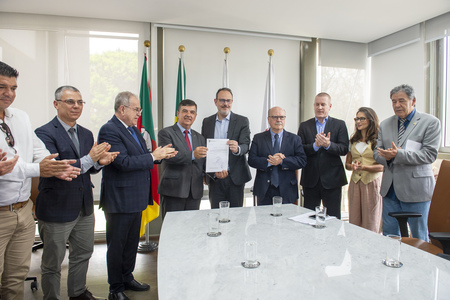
[350,107,379,150]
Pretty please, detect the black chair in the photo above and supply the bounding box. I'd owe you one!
[388,160,450,257]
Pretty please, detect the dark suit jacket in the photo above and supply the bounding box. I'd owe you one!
[97,115,154,213]
[201,112,251,186]
[35,117,97,222]
[298,117,349,189]
[157,124,206,199]
[248,130,307,203]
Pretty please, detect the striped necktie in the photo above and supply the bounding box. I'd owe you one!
[398,118,406,143]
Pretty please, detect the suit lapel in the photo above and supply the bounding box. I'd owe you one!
[399,112,421,147]
[279,130,287,154]
[112,116,144,154]
[263,131,273,154]
[227,112,235,139]
[204,115,216,139]
[173,124,191,151]
[324,117,332,134]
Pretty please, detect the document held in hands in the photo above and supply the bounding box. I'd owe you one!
[206,139,229,173]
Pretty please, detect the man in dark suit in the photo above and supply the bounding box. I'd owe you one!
[248,106,307,205]
[158,99,207,219]
[98,91,175,300]
[35,86,118,300]
[201,87,252,208]
[297,92,349,219]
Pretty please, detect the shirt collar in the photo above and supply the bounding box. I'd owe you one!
[215,112,231,122]
[269,129,284,139]
[176,122,190,133]
[315,116,328,124]
[57,116,77,131]
[402,108,416,122]
[3,108,12,119]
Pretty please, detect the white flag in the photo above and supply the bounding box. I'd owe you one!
[261,57,275,131]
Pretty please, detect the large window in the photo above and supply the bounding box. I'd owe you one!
[427,37,450,153]
[0,13,149,235]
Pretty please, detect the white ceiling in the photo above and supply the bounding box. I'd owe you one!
[1,0,450,43]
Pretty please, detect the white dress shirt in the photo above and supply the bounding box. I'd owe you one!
[0,107,49,205]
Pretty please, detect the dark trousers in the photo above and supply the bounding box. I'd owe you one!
[161,191,201,220]
[208,176,244,208]
[105,211,142,293]
[303,179,342,219]
[257,185,281,206]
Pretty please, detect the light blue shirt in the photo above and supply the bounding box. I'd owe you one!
[176,122,195,160]
[313,116,331,152]
[57,116,102,174]
[214,112,240,156]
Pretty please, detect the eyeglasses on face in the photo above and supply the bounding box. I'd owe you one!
[0,122,17,154]
[354,117,367,122]
[124,106,143,114]
[218,99,233,104]
[269,116,286,120]
[56,99,86,106]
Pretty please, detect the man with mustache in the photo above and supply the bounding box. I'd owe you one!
[158,99,207,218]
[249,106,307,205]
[202,88,252,208]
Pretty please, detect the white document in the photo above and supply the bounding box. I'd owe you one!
[206,139,229,173]
[288,212,336,225]
[404,139,422,152]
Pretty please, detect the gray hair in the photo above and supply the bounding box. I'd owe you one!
[55,86,81,100]
[114,91,137,112]
[390,84,415,100]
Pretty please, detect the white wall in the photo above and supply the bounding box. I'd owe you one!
[161,28,301,135]
[161,28,301,188]
[370,41,425,121]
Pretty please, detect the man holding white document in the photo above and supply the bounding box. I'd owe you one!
[374,84,441,242]
[158,99,207,219]
[201,88,251,208]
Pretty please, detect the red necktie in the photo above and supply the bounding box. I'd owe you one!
[184,130,192,151]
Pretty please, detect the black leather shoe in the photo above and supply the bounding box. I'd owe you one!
[70,289,106,300]
[108,292,130,300]
[124,279,150,291]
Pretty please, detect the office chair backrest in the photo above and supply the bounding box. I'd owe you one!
[428,160,450,248]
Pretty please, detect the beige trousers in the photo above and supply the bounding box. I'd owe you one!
[0,200,35,300]
[348,176,382,233]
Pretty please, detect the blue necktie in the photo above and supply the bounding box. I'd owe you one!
[128,126,144,150]
[271,134,280,187]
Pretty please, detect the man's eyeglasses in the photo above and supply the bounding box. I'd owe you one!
[0,123,17,154]
[269,116,286,120]
[124,106,143,114]
[56,99,86,106]
[218,99,233,104]
[354,117,367,122]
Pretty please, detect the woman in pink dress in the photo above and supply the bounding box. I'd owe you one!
[345,107,383,232]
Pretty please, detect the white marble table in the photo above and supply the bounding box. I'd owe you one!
[158,204,450,299]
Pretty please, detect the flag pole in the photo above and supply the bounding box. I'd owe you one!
[179,45,185,100]
[223,47,230,87]
[138,39,159,253]
[261,49,275,132]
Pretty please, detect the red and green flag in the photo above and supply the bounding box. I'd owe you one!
[137,54,160,236]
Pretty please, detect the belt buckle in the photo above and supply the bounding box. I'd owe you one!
[9,204,14,212]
